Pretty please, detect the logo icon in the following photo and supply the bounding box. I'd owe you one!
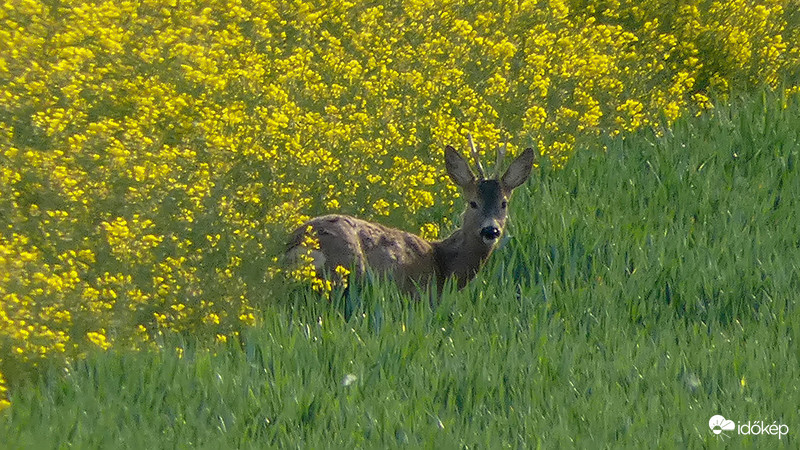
[709,415,736,439]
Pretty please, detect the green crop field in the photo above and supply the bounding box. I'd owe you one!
[2,91,797,448]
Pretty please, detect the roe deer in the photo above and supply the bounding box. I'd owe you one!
[286,140,535,297]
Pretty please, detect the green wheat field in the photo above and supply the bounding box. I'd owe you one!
[1,91,797,448]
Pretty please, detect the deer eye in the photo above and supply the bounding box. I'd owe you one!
[501,201,507,209]
[469,201,478,209]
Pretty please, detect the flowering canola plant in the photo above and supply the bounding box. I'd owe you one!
[1,0,799,404]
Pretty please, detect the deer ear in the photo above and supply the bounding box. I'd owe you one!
[444,145,475,188]
[501,148,535,191]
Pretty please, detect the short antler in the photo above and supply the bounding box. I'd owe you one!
[467,133,486,180]
[494,142,507,178]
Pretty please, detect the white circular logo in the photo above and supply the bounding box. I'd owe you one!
[709,415,735,435]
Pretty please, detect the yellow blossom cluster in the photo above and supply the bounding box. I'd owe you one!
[0,370,9,412]
[1,0,799,399]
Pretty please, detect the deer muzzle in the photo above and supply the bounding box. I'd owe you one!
[480,226,502,242]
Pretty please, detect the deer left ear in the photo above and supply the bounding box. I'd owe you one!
[501,148,535,191]
[445,145,476,188]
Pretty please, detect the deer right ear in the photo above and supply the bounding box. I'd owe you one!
[444,145,476,188]
[501,147,535,191]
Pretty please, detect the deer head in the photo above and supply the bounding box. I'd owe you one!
[444,143,535,248]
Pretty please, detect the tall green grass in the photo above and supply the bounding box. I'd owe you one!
[1,92,798,448]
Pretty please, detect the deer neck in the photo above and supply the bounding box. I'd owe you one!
[431,229,495,288]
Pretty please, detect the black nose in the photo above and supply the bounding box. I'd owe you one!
[480,226,501,240]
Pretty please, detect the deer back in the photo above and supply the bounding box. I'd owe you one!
[286,214,438,292]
